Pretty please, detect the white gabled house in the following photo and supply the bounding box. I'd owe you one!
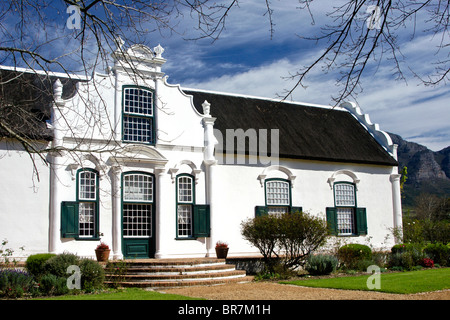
[0,42,402,260]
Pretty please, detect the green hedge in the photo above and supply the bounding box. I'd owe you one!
[338,244,372,270]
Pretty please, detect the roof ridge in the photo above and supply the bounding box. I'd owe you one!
[181,87,345,111]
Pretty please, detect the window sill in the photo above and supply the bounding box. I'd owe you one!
[175,237,197,241]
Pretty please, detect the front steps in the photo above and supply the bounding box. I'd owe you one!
[104,258,253,289]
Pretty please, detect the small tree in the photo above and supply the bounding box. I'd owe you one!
[241,212,329,273]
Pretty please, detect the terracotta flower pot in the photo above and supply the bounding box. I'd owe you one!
[95,248,110,262]
[215,247,229,259]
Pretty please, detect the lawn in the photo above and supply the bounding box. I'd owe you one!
[281,268,450,294]
[35,287,204,300]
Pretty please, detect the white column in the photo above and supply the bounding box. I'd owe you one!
[390,173,403,243]
[48,80,65,254]
[154,167,166,258]
[110,166,123,259]
[202,105,219,257]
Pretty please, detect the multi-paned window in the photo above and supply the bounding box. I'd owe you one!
[122,86,155,144]
[265,179,291,216]
[122,173,153,238]
[174,173,211,239]
[326,182,367,236]
[176,175,194,238]
[61,168,99,239]
[334,183,356,235]
[255,178,301,217]
[78,169,98,237]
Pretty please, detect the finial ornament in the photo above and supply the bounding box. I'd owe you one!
[202,100,211,116]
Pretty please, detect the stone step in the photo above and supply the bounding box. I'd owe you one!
[103,258,253,289]
[105,276,255,289]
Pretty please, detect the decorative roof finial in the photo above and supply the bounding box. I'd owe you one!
[153,44,164,58]
[202,100,211,116]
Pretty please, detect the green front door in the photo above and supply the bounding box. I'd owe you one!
[122,172,156,259]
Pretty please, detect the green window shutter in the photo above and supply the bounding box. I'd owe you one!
[355,207,368,235]
[255,206,268,217]
[61,201,79,238]
[326,207,337,235]
[193,205,210,237]
[290,206,303,213]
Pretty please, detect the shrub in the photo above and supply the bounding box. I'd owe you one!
[79,258,105,292]
[420,258,434,268]
[0,269,34,298]
[25,253,56,280]
[391,243,424,255]
[44,252,80,278]
[424,243,449,266]
[305,254,338,275]
[241,212,328,272]
[338,244,372,269]
[39,274,69,296]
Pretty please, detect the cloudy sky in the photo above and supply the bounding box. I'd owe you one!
[154,1,449,152]
[2,1,448,151]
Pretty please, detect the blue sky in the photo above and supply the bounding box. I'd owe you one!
[2,1,448,151]
[154,1,450,152]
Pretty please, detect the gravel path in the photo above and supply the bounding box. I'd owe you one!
[160,281,450,300]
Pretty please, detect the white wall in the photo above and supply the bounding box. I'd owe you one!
[0,140,50,257]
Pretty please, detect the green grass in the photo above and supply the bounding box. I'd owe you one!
[34,288,204,300]
[281,268,450,294]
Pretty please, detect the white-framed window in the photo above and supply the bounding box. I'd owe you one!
[122,86,155,144]
[77,169,98,238]
[263,179,291,216]
[122,172,153,238]
[266,180,290,206]
[176,175,194,238]
[333,182,356,235]
[123,173,153,202]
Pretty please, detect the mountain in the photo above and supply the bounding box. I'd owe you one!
[389,133,450,209]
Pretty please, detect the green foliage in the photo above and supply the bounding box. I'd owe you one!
[424,243,449,266]
[305,254,338,275]
[79,258,105,292]
[0,269,34,298]
[44,252,80,278]
[241,212,328,272]
[25,253,56,280]
[39,274,69,296]
[337,244,372,269]
[388,244,426,271]
[105,260,129,289]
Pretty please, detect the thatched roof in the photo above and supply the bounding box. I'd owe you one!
[184,89,398,166]
[0,68,81,141]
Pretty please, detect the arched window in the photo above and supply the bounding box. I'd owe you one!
[326,182,367,236]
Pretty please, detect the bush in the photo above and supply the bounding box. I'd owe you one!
[391,243,424,255]
[79,258,105,292]
[241,212,329,272]
[338,244,372,269]
[0,269,34,298]
[25,253,56,280]
[44,252,80,278]
[424,243,449,266]
[39,274,69,296]
[305,254,338,275]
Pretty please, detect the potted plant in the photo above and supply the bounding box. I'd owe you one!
[95,242,110,262]
[215,241,229,259]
